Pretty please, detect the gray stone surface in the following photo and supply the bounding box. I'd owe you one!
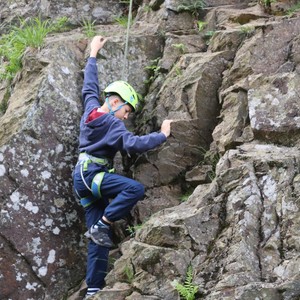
[1,1,300,299]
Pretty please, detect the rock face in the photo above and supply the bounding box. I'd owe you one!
[0,0,124,29]
[0,37,87,299]
[0,0,300,300]
[106,143,300,300]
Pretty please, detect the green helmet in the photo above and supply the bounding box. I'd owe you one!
[104,81,139,111]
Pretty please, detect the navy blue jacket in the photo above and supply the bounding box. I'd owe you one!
[78,57,166,160]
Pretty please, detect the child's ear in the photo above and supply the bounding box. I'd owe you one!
[112,98,119,107]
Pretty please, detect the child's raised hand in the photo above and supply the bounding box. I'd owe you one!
[90,36,108,57]
[160,119,173,138]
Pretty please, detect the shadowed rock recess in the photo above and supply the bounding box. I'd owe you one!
[0,0,300,299]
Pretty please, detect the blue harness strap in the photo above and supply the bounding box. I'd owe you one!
[91,172,106,198]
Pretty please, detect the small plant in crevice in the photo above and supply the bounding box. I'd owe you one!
[259,0,277,13]
[126,223,144,237]
[240,25,255,35]
[287,2,300,15]
[174,65,183,77]
[81,18,96,38]
[177,0,206,17]
[171,43,186,53]
[107,256,117,272]
[143,5,152,12]
[173,265,199,300]
[114,16,133,27]
[259,0,277,7]
[123,264,135,283]
[167,63,183,81]
[203,30,215,45]
[144,57,161,85]
[199,147,221,181]
[196,20,207,32]
[180,189,194,203]
[49,16,69,33]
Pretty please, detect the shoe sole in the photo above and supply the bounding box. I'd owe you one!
[84,230,113,248]
[84,230,91,238]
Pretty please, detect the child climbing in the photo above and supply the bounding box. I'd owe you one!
[72,35,173,298]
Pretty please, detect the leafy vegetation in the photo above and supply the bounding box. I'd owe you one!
[124,264,134,283]
[203,30,215,45]
[0,17,68,80]
[259,0,276,13]
[171,43,186,53]
[174,265,199,300]
[144,57,161,85]
[81,18,96,37]
[197,20,207,32]
[114,16,132,27]
[143,5,152,12]
[126,223,144,237]
[260,0,276,5]
[199,147,221,181]
[287,2,300,15]
[174,65,182,77]
[180,190,193,203]
[48,16,69,33]
[177,0,206,16]
[240,25,255,34]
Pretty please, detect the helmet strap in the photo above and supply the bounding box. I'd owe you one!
[105,97,114,115]
[106,97,127,115]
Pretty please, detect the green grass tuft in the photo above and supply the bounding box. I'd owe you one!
[0,17,68,80]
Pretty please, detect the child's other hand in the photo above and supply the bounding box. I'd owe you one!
[90,36,108,57]
[161,119,173,138]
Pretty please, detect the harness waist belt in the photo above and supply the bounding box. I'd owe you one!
[78,152,110,166]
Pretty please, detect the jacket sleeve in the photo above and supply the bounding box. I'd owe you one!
[107,119,167,155]
[82,57,101,112]
[122,131,167,154]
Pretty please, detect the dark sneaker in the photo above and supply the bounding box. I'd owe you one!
[85,225,114,248]
[83,287,101,299]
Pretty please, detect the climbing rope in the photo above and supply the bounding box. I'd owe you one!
[121,0,134,81]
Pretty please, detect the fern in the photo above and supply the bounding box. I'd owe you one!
[175,265,198,300]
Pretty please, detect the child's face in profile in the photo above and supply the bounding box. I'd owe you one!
[112,98,132,120]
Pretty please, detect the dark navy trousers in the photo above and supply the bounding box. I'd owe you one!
[73,163,145,289]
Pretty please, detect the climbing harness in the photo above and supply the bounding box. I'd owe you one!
[121,0,134,81]
[76,153,114,207]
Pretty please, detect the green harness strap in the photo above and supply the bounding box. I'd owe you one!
[80,153,109,172]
